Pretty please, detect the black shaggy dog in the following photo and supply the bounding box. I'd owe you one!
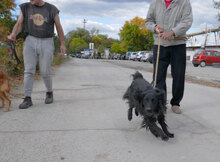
[123,71,174,141]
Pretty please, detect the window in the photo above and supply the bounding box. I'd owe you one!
[214,51,220,57]
[204,51,212,56]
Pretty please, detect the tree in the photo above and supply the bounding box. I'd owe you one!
[119,16,154,51]
[110,42,126,54]
[69,38,88,54]
[92,34,117,54]
[54,34,60,54]
[213,0,220,21]
[0,0,16,41]
[66,28,92,54]
[0,0,16,21]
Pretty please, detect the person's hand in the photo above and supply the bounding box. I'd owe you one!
[60,44,66,55]
[154,25,163,33]
[7,33,16,41]
[160,30,175,40]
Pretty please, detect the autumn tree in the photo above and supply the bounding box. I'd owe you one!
[0,0,16,41]
[119,16,154,51]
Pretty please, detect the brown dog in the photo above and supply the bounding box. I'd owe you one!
[0,72,11,111]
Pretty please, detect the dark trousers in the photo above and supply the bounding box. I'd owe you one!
[153,44,186,106]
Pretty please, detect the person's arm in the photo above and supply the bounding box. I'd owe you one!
[171,0,193,37]
[8,10,24,41]
[145,0,159,32]
[54,14,66,54]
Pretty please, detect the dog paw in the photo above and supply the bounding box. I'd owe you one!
[135,109,139,116]
[167,133,174,138]
[128,109,133,121]
[4,109,9,112]
[128,115,132,121]
[161,135,169,141]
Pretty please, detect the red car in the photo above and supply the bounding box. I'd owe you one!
[192,50,220,67]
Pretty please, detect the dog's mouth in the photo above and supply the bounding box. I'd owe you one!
[146,111,153,116]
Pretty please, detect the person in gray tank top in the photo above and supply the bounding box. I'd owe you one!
[8,0,66,109]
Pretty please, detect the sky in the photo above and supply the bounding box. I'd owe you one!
[14,0,220,44]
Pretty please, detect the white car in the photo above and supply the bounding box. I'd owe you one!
[130,52,137,61]
[141,51,153,62]
[136,51,146,61]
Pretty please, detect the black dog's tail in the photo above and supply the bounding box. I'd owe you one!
[132,71,143,80]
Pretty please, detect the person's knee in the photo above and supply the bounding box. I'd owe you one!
[41,72,50,78]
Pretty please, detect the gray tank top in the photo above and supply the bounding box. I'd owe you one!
[20,2,59,38]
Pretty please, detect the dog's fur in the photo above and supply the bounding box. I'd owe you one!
[0,72,11,112]
[123,71,174,141]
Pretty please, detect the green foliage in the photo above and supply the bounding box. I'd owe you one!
[120,23,142,51]
[93,34,117,54]
[66,28,91,54]
[70,38,88,53]
[110,42,125,54]
[66,27,118,55]
[0,0,16,21]
[119,16,154,51]
[0,42,24,76]
[54,34,60,53]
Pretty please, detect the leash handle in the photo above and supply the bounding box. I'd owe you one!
[153,35,160,88]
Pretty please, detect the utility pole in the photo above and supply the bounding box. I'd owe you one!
[82,19,87,30]
[204,23,208,49]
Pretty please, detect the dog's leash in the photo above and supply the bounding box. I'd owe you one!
[153,35,160,88]
[7,41,21,65]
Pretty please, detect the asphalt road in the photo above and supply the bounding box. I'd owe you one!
[0,58,220,162]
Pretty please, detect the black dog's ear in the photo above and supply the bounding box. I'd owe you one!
[134,89,144,102]
[154,88,166,102]
[154,88,167,112]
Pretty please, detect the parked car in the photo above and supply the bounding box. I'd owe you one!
[112,54,118,60]
[141,51,153,62]
[130,52,137,61]
[119,54,126,60]
[147,52,154,63]
[136,51,146,61]
[81,54,90,59]
[76,54,81,58]
[192,50,220,67]
[126,52,132,60]
[70,54,76,57]
[113,54,126,60]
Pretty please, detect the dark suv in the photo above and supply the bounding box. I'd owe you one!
[192,50,220,67]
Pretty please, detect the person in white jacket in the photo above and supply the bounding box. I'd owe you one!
[146,0,193,114]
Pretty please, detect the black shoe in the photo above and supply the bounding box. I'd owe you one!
[45,92,53,104]
[19,97,33,109]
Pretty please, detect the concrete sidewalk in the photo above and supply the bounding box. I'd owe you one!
[0,59,220,162]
